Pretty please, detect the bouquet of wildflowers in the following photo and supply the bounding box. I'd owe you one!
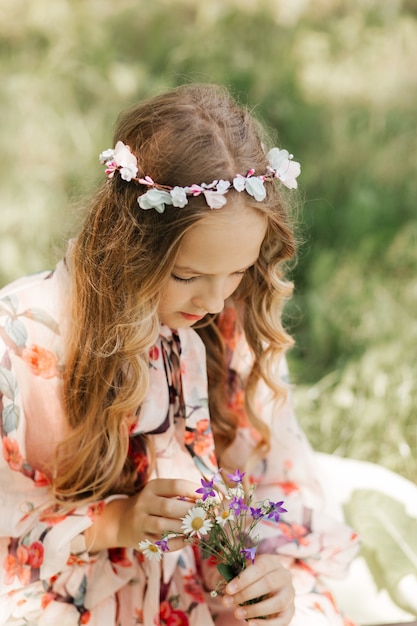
[138,469,286,595]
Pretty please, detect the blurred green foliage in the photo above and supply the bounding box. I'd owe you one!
[0,0,416,481]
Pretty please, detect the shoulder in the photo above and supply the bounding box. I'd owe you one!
[0,261,68,319]
[0,260,69,369]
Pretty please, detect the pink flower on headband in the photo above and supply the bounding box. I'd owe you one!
[266,148,300,190]
[199,179,230,209]
[201,190,228,209]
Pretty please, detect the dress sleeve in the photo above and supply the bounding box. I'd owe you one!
[218,304,359,582]
[0,281,105,598]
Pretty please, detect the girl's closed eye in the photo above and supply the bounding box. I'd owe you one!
[171,269,247,284]
[171,274,197,283]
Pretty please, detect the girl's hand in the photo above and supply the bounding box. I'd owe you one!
[85,478,199,553]
[119,478,200,550]
[222,554,295,626]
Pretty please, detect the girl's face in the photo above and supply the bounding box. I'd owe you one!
[158,203,267,328]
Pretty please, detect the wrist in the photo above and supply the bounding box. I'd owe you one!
[84,496,130,552]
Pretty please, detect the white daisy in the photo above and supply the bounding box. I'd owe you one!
[137,539,163,561]
[181,506,213,538]
[215,508,235,527]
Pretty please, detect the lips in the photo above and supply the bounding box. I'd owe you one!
[180,312,205,321]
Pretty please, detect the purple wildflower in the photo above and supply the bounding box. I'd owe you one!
[227,469,246,483]
[155,538,170,552]
[196,477,216,501]
[212,469,223,483]
[229,496,248,515]
[267,500,287,523]
[241,545,257,564]
[250,506,263,520]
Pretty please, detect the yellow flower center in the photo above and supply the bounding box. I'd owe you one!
[191,517,204,530]
[221,511,230,519]
[149,544,159,553]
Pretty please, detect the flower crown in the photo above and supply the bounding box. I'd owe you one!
[99,140,300,213]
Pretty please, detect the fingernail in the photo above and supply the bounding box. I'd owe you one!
[226,582,237,593]
[235,607,247,619]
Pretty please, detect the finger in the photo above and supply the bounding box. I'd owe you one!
[228,573,292,608]
[166,536,187,552]
[240,604,295,626]
[225,560,291,602]
[232,588,294,622]
[148,493,198,524]
[148,478,200,499]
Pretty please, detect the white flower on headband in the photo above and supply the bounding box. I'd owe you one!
[100,140,138,181]
[170,186,188,208]
[266,148,301,190]
[233,170,267,201]
[99,141,300,212]
[138,188,173,213]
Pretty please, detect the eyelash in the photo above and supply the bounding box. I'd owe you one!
[171,270,247,284]
[171,275,195,284]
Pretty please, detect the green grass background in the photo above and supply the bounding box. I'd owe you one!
[1,0,416,482]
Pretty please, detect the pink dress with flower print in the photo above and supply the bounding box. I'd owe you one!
[0,260,358,626]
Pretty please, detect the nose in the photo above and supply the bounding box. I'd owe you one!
[192,284,225,315]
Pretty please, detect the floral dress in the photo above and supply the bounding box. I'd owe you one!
[0,259,359,626]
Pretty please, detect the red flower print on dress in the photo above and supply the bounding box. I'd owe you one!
[80,610,91,624]
[41,591,56,609]
[3,545,31,585]
[87,501,106,521]
[131,449,149,475]
[159,601,189,626]
[108,547,133,567]
[2,437,24,471]
[277,480,300,495]
[27,541,44,568]
[228,387,250,427]
[217,305,237,350]
[21,344,60,379]
[66,554,90,567]
[278,521,310,546]
[184,419,214,456]
[277,459,299,494]
[149,345,160,361]
[80,611,91,624]
[33,469,50,487]
[183,572,205,603]
[39,506,73,525]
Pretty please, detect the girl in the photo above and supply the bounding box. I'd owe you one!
[0,83,358,626]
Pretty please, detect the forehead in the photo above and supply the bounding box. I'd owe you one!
[175,205,267,274]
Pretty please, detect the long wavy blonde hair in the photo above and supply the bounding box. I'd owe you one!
[55,83,296,504]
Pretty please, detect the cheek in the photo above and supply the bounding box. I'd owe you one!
[225,275,245,298]
[160,282,187,308]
